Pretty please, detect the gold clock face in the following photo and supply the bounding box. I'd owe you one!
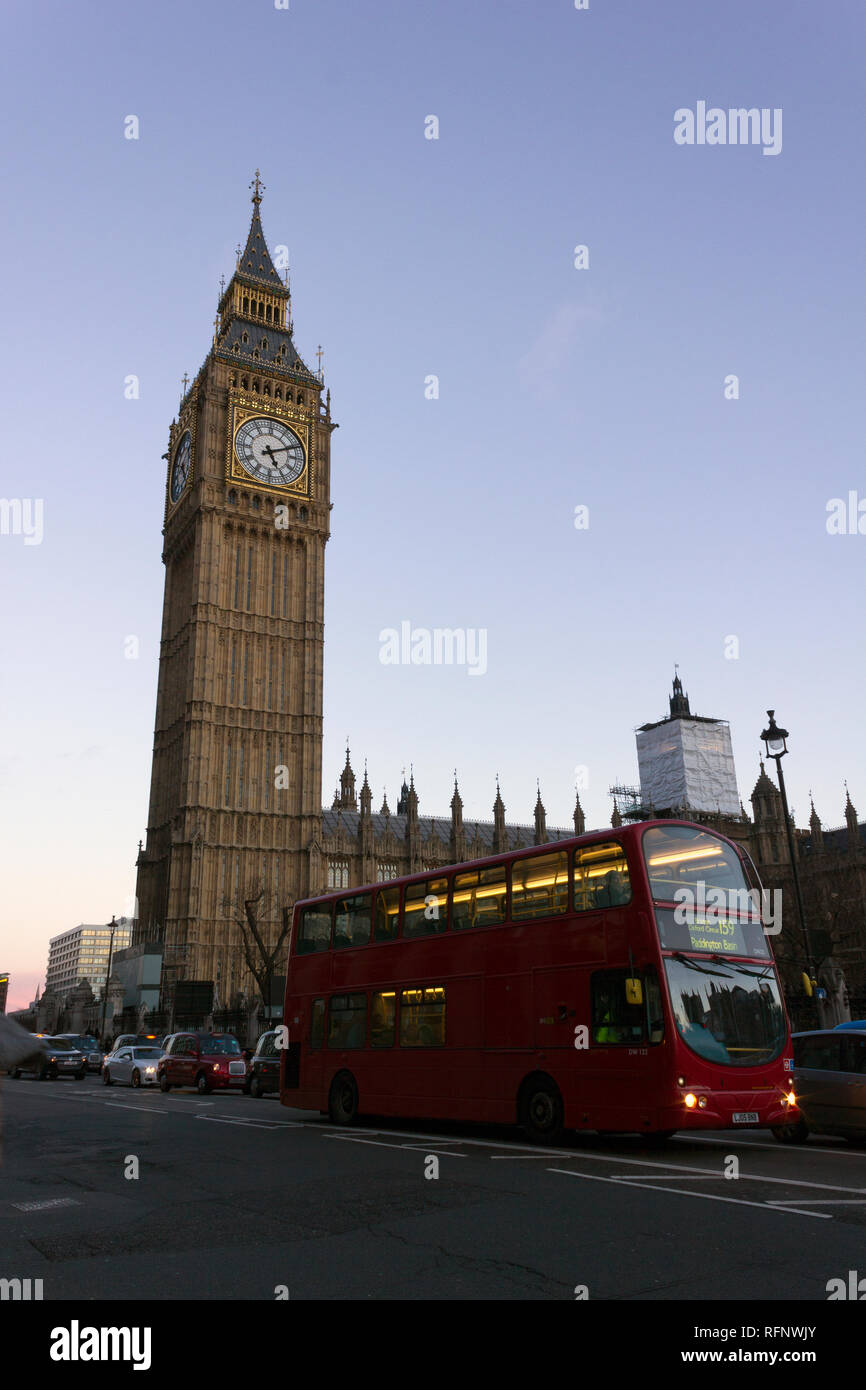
[234,416,305,486]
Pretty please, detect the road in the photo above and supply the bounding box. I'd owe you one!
[2,1073,866,1300]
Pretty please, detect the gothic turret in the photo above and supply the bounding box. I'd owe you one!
[338,746,357,811]
[573,790,585,837]
[846,785,859,849]
[359,766,372,818]
[450,776,466,863]
[611,801,622,829]
[751,759,786,865]
[534,785,547,846]
[809,796,824,852]
[493,778,507,853]
[669,671,691,719]
[406,772,420,872]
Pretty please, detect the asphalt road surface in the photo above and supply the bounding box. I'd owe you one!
[3,1073,866,1300]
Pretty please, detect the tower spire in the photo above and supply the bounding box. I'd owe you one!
[249,168,265,207]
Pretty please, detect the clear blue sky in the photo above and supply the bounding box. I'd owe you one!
[2,0,863,1008]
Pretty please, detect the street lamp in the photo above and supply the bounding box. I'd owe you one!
[99,915,117,1042]
[760,711,816,993]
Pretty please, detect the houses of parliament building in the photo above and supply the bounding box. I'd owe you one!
[129,180,866,1031]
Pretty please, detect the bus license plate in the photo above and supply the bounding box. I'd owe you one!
[733,1112,759,1123]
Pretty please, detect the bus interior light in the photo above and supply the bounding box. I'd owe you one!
[646,847,723,867]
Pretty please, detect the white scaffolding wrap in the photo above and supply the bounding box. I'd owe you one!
[637,719,741,816]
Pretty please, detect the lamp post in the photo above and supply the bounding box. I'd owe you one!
[99,915,117,1043]
[760,711,815,990]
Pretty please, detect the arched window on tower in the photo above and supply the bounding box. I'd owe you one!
[242,297,249,314]
[266,305,272,322]
[274,387,282,400]
[258,302,264,317]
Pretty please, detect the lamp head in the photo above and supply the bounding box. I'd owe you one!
[760,709,789,759]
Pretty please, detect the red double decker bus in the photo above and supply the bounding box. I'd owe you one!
[280,820,799,1143]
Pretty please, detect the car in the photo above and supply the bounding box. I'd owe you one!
[54,1034,104,1072]
[243,1030,281,1097]
[102,1044,164,1088]
[835,1020,866,1030]
[157,1032,248,1094]
[789,1028,866,1144]
[7,1037,86,1081]
[111,1033,162,1052]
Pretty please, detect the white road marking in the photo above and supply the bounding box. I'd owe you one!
[195,1115,286,1129]
[609,1173,724,1180]
[104,1103,167,1114]
[322,1134,467,1156]
[399,1145,467,1157]
[678,1134,866,1159]
[767,1198,866,1206]
[11,1197,80,1212]
[542,1147,866,1198]
[547,1168,832,1220]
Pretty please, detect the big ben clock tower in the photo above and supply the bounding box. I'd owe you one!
[134,174,334,1010]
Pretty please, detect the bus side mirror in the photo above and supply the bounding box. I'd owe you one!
[625,978,643,1007]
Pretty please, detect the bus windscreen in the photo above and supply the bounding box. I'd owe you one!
[643,824,771,960]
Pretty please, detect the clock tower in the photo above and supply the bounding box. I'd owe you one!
[134,174,334,1008]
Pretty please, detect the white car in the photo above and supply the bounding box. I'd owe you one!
[102,1045,165,1088]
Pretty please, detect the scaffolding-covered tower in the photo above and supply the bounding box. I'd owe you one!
[635,674,742,818]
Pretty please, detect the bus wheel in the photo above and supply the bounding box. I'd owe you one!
[328,1071,359,1126]
[642,1129,676,1146]
[519,1075,564,1145]
[771,1121,809,1144]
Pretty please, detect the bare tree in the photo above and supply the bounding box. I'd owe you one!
[232,888,293,1020]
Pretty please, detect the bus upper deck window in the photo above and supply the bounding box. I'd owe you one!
[298,905,333,954]
[374,884,401,942]
[574,843,631,912]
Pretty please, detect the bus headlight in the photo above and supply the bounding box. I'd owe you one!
[684,1093,697,1109]
[697,1096,708,1109]
[784,1090,797,1107]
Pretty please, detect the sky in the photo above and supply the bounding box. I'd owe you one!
[1,0,864,1009]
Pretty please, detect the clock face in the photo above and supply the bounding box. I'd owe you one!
[234,416,305,486]
[170,431,192,502]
